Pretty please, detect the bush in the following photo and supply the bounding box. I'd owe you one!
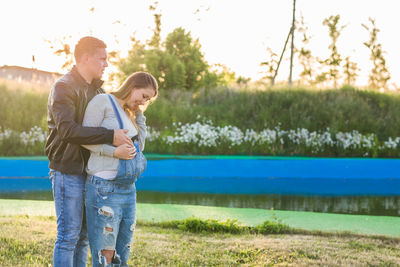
[160,218,243,234]
[256,220,291,234]
[0,127,46,156]
[157,217,291,235]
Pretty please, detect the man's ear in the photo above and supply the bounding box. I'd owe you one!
[80,53,89,64]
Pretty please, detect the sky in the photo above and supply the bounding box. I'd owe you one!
[1,0,399,88]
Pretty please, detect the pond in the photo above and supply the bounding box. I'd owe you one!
[1,190,400,217]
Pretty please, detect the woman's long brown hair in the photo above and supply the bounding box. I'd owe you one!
[111,72,158,132]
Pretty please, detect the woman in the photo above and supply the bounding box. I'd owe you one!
[81,72,158,266]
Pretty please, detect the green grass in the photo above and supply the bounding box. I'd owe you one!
[1,215,400,266]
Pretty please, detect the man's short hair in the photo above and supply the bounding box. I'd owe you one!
[74,36,106,62]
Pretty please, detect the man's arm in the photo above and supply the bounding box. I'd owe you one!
[81,94,116,157]
[81,94,135,158]
[50,83,113,145]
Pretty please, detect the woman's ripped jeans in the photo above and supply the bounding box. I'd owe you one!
[85,141,146,267]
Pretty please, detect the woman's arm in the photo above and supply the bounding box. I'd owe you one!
[136,110,147,151]
[81,95,116,157]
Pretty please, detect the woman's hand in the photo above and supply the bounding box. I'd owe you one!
[113,143,136,160]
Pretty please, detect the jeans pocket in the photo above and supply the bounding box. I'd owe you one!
[48,170,57,199]
[96,183,115,198]
[48,169,56,181]
[136,153,147,175]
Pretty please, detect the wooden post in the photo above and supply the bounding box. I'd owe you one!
[272,27,292,87]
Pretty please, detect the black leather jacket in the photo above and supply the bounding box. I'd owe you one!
[45,66,114,174]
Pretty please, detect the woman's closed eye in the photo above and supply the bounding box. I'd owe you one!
[143,94,150,102]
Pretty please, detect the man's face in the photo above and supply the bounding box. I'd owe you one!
[87,47,108,80]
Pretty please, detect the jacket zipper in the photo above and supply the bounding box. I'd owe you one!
[80,86,89,175]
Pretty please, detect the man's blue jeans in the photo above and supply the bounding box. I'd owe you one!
[49,170,89,267]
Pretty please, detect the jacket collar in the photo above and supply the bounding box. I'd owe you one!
[71,65,104,90]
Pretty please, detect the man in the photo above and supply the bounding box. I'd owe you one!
[46,36,132,267]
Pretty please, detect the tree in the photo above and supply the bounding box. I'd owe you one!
[118,3,220,91]
[161,53,186,89]
[44,35,74,71]
[165,27,210,90]
[236,76,251,89]
[321,15,345,88]
[148,1,161,49]
[296,15,316,86]
[209,64,237,87]
[118,36,146,77]
[45,6,122,76]
[260,47,278,87]
[343,56,359,86]
[362,18,391,90]
[119,29,215,91]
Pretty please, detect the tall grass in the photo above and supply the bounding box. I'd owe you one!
[2,82,400,140]
[0,83,48,132]
[145,86,400,140]
[2,82,400,156]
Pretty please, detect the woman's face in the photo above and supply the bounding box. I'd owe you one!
[126,87,155,110]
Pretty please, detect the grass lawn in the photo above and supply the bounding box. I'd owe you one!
[1,215,400,266]
[1,199,400,266]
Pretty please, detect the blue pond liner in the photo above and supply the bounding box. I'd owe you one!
[1,158,400,196]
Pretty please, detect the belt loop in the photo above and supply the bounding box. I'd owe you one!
[88,174,95,184]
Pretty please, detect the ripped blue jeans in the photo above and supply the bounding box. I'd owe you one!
[85,142,146,267]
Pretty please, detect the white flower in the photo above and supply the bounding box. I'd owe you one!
[384,137,400,149]
[146,126,161,142]
[3,122,399,156]
[258,129,277,144]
